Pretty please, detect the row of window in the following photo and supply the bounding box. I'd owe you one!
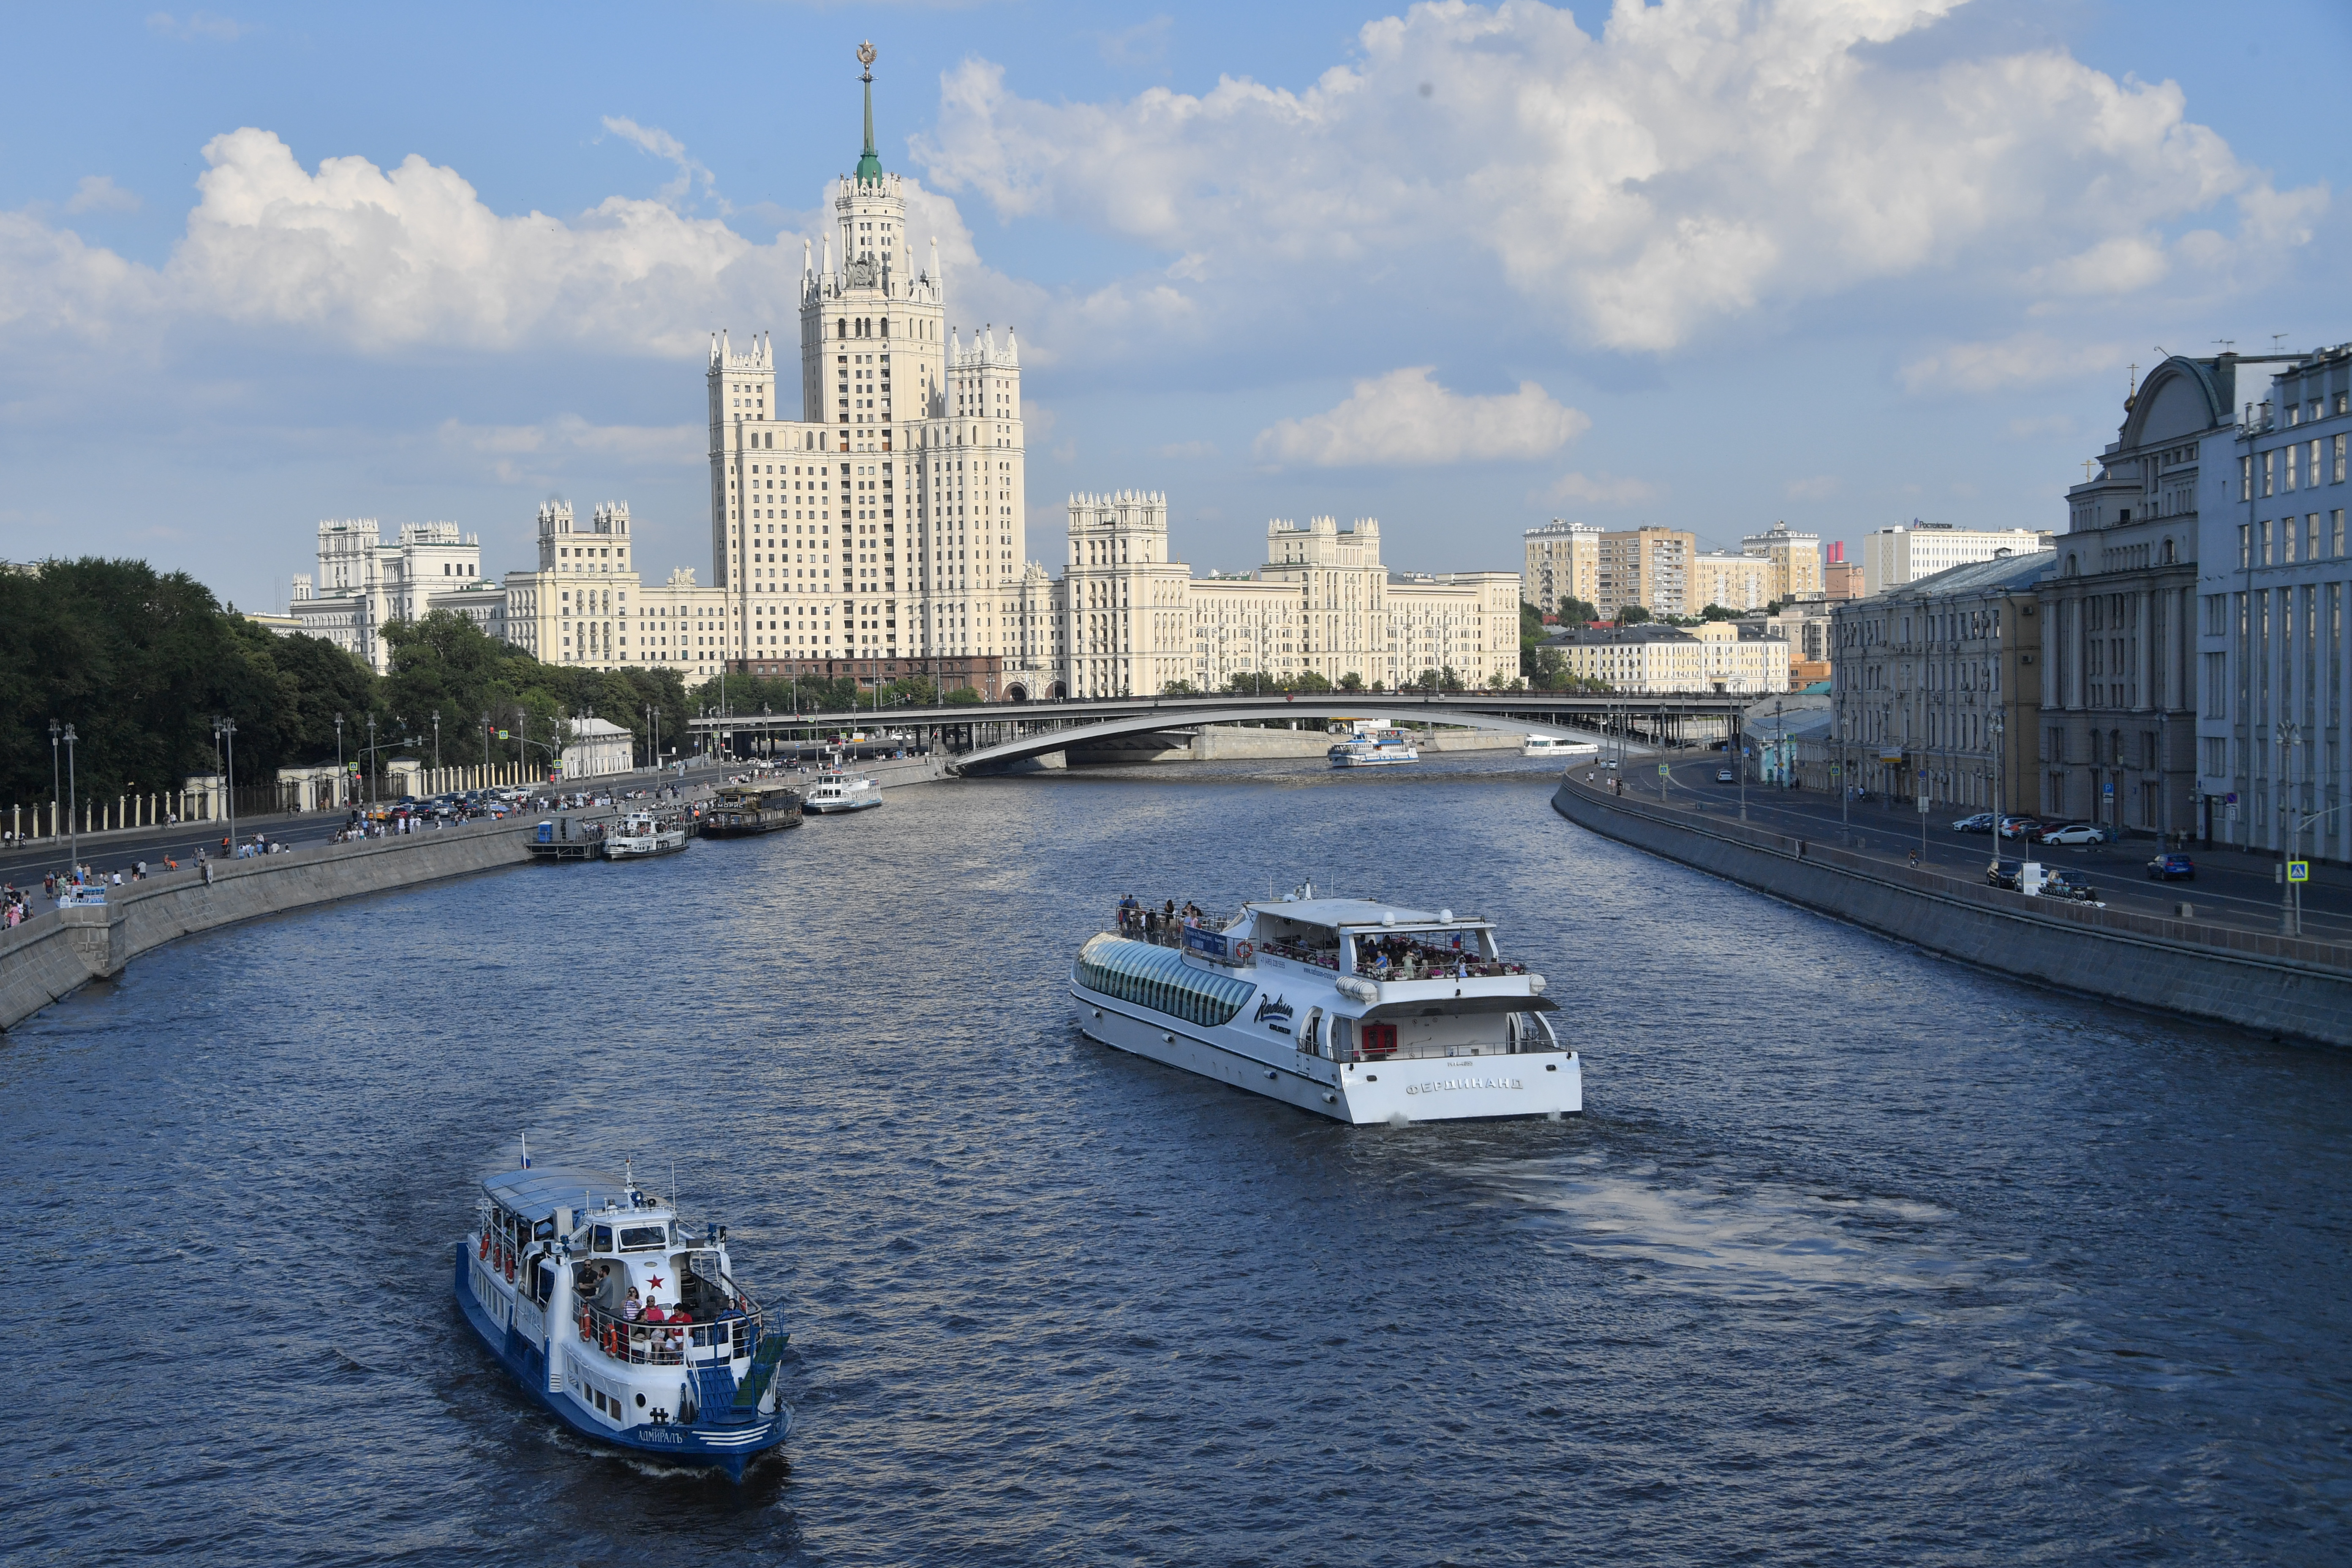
[2243,435,2348,498]
[2237,510,2349,567]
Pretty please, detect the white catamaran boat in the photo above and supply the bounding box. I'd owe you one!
[602,810,691,860]
[1073,889,1579,1124]
[1522,734,1599,761]
[455,1157,792,1480]
[1327,721,1420,768]
[802,771,883,814]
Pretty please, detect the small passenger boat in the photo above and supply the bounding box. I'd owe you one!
[603,809,691,859]
[1072,887,1579,1124]
[802,771,882,814]
[455,1157,792,1481]
[700,782,805,838]
[1328,722,1419,768]
[1522,734,1598,761]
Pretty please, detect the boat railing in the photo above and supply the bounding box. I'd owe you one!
[576,1292,762,1369]
[1107,908,1236,950]
[1255,936,1341,969]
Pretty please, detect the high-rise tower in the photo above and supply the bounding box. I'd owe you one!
[707,40,1032,678]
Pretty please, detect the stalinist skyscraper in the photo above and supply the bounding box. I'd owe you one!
[708,40,1037,685]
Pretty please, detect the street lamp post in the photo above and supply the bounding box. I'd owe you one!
[63,724,79,874]
[48,720,61,845]
[365,716,378,806]
[214,717,237,858]
[2279,721,2302,934]
[1990,712,2005,873]
[432,710,441,777]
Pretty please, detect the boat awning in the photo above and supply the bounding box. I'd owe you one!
[481,1165,637,1222]
[1358,994,1558,1018]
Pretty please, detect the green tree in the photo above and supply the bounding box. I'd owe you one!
[1160,678,1200,696]
[1701,603,1738,622]
[1337,672,1364,692]
[1617,604,1652,626]
[1558,595,1600,625]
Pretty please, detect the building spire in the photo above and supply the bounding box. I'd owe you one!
[855,41,883,187]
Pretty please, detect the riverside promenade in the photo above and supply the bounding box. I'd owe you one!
[1552,768,2352,1048]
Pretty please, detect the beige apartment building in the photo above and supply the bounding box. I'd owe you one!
[1593,527,1697,619]
[499,501,732,676]
[1549,620,1789,694]
[1523,520,1599,612]
[1862,522,2053,596]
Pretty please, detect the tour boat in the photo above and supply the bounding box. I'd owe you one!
[455,1156,792,1481]
[700,782,805,837]
[1522,734,1599,760]
[603,810,691,860]
[802,771,882,814]
[1072,888,1579,1124]
[1327,723,1420,768]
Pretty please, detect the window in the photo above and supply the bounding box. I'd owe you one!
[2336,434,2347,484]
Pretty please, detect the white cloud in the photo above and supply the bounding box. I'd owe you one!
[65,176,142,215]
[1785,474,1841,501]
[1544,471,1657,506]
[1900,331,2123,394]
[914,2,2323,352]
[147,11,245,41]
[600,116,718,210]
[1254,368,1587,467]
[435,415,702,485]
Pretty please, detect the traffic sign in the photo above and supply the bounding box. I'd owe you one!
[1658,763,1670,776]
[2289,860,2310,883]
[2226,791,2239,805]
[2102,781,2114,798]
[1916,794,1930,813]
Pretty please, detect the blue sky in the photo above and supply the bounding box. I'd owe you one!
[2,0,2345,611]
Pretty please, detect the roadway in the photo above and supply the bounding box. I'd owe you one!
[1588,754,2352,942]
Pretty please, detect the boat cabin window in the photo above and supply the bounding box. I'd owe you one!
[591,1223,614,1253]
[618,1225,667,1252]
[533,1218,556,1241]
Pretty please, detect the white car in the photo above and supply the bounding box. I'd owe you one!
[2037,823,2107,846]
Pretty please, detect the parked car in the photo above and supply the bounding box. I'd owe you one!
[2039,823,2109,847]
[1997,815,2043,839]
[2146,852,2196,881]
[1987,860,2024,890]
[1951,812,1997,833]
[1716,768,1736,783]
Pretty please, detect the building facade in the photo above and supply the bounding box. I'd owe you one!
[1822,540,1862,601]
[1548,620,1789,694]
[1523,520,1599,612]
[1862,522,2052,596]
[1830,551,2053,811]
[2195,343,2352,860]
[1742,522,1823,600]
[289,520,493,673]
[2037,355,2222,838]
[1593,527,1696,620]
[1692,551,1773,612]
[500,501,732,676]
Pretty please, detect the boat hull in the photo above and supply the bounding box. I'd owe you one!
[452,1246,789,1481]
[803,798,882,814]
[1071,980,1579,1124]
[603,836,690,860]
[700,814,804,837]
[1328,751,1419,769]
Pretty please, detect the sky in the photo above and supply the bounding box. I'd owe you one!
[2,0,2346,612]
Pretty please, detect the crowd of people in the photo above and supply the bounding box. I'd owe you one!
[1115,895,1210,946]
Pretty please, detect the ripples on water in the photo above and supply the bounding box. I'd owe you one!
[6,755,2348,1565]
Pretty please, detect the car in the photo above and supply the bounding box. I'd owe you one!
[2038,823,2109,847]
[2041,868,2099,902]
[1987,860,2024,890]
[1716,768,1736,783]
[1997,815,2042,839]
[2146,852,2196,881]
[1951,813,1997,833]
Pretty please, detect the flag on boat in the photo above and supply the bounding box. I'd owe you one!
[519,1132,531,1169]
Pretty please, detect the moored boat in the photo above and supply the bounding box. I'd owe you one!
[701,782,805,837]
[603,809,691,860]
[802,771,882,813]
[1072,887,1579,1124]
[1328,721,1419,768]
[1522,734,1599,761]
[454,1156,792,1481]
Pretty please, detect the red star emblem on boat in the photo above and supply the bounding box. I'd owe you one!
[648,1273,664,1288]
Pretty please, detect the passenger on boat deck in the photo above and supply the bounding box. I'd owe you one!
[642,1299,669,1323]
[623,1287,642,1320]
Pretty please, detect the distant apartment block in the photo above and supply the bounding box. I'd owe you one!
[1861,522,2052,597]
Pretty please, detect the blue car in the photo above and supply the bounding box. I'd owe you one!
[2145,852,2196,881]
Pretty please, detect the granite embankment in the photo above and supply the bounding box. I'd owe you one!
[0,757,953,1032]
[1552,773,2352,1048]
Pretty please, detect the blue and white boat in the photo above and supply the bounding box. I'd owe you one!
[1327,721,1420,768]
[455,1157,792,1480]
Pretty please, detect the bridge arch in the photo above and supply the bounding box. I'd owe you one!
[953,704,1599,773]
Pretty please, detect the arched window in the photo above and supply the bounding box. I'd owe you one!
[836,319,847,339]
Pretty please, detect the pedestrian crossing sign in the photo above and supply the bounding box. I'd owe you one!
[2289,860,2310,883]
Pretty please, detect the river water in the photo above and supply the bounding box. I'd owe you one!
[8,754,2347,1566]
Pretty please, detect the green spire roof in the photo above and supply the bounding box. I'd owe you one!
[855,41,883,186]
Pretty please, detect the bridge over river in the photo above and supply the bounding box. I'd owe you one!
[685,691,1749,772]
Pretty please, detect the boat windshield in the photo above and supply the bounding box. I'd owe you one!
[618,1224,670,1251]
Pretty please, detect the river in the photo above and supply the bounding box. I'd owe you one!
[7,754,2346,1565]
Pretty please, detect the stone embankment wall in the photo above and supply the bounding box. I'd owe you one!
[0,758,951,1032]
[1551,775,2352,1048]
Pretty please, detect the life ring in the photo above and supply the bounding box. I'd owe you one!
[1234,941,1253,962]
[478,1233,489,1260]
[580,1309,593,1342]
[505,1255,516,1283]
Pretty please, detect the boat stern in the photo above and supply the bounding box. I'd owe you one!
[1334,1051,1580,1123]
